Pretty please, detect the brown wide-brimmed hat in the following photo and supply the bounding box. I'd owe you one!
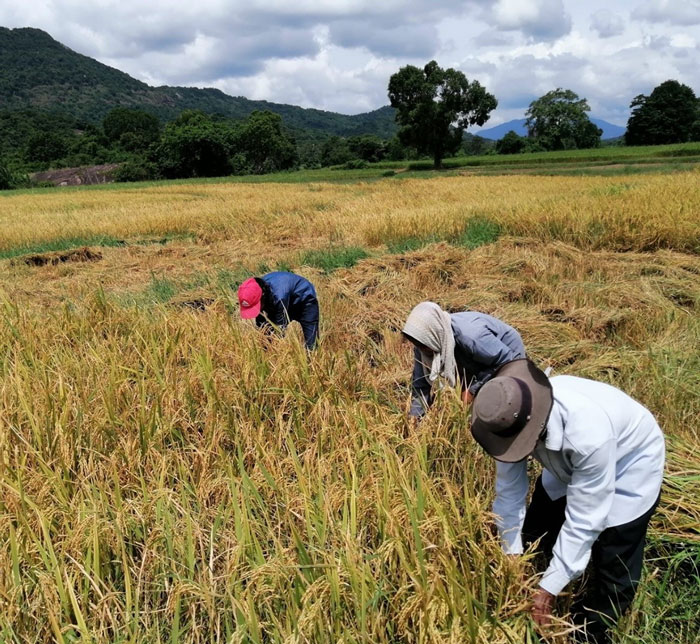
[470,359,553,463]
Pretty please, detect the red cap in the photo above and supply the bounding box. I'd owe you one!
[238,278,263,319]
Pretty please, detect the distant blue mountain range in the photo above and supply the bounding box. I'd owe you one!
[476,118,626,141]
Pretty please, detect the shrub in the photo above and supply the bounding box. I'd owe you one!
[343,159,369,170]
[496,131,527,155]
[230,153,252,176]
[0,161,29,190]
[114,159,160,183]
[0,161,15,190]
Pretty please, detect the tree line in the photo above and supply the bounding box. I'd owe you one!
[1,62,698,189]
[388,62,699,163]
[0,106,420,188]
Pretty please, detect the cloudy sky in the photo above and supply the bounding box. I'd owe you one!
[2,0,699,128]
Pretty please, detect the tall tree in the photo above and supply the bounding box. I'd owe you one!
[103,107,161,151]
[496,130,527,155]
[25,131,68,165]
[525,88,602,150]
[153,110,232,179]
[348,135,387,163]
[320,136,352,166]
[388,60,497,168]
[0,159,14,189]
[234,111,297,174]
[625,80,700,145]
[462,133,493,156]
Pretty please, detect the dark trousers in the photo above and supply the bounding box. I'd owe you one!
[522,476,659,643]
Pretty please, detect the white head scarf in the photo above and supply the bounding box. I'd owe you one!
[402,301,457,387]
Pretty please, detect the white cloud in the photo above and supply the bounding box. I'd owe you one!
[212,47,396,113]
[0,0,698,124]
[328,20,439,58]
[670,33,697,47]
[491,0,572,41]
[471,30,515,48]
[632,0,700,26]
[590,10,625,38]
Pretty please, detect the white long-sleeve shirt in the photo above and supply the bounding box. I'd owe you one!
[493,375,665,596]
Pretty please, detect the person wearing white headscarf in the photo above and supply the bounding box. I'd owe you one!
[402,301,525,418]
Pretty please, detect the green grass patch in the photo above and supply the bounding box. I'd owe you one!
[300,246,370,273]
[117,273,179,307]
[384,217,501,254]
[143,274,178,303]
[387,236,439,254]
[452,216,502,249]
[390,142,700,173]
[255,259,295,275]
[528,164,699,177]
[216,266,253,291]
[184,271,213,289]
[634,537,700,642]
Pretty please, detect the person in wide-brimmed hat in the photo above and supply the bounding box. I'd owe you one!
[402,301,525,418]
[471,359,665,643]
[238,271,319,350]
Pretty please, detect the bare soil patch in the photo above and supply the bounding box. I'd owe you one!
[176,297,215,311]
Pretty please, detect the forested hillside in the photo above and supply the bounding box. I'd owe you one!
[0,27,397,137]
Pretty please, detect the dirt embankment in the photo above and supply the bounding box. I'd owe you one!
[31,163,120,186]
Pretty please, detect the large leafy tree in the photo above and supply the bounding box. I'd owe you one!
[25,131,68,164]
[233,111,297,174]
[0,157,27,190]
[0,159,14,189]
[153,110,232,179]
[496,130,527,155]
[525,88,602,150]
[462,133,493,156]
[103,107,161,151]
[625,80,700,145]
[388,60,497,168]
[348,135,387,163]
[320,136,352,166]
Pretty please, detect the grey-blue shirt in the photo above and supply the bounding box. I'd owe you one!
[409,311,526,417]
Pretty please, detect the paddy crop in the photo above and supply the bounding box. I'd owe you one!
[0,169,698,642]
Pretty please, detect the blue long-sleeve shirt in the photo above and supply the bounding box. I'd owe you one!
[409,311,525,417]
[256,272,319,349]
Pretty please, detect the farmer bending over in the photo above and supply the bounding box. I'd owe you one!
[402,301,525,419]
[238,271,319,350]
[471,359,665,643]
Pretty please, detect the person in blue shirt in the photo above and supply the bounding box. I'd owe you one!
[238,272,319,350]
[402,301,525,418]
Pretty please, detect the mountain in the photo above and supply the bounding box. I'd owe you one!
[476,118,626,141]
[0,27,397,138]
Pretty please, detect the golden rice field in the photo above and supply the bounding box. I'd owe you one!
[0,170,699,643]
